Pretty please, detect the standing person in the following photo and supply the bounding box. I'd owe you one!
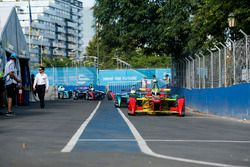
[152,74,158,88]
[164,74,171,88]
[152,74,157,83]
[33,66,49,109]
[4,53,22,116]
[141,76,147,88]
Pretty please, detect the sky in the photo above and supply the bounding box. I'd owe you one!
[82,0,95,7]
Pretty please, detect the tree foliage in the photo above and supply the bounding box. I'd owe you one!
[42,56,72,67]
[88,0,250,68]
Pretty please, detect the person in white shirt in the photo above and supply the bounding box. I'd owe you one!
[141,76,147,88]
[4,53,22,116]
[33,66,49,109]
[164,74,171,88]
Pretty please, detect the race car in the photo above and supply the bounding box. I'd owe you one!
[58,86,72,99]
[85,87,105,100]
[73,86,88,100]
[114,89,130,107]
[106,90,115,100]
[127,83,185,116]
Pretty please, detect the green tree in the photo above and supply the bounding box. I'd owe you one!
[43,56,72,67]
[91,0,250,66]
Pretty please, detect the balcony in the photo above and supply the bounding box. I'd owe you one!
[68,44,77,50]
[57,27,66,33]
[49,2,70,12]
[52,42,66,48]
[67,29,77,35]
[67,21,77,28]
[38,15,51,22]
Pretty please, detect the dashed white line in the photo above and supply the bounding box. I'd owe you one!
[61,101,101,153]
[117,108,244,167]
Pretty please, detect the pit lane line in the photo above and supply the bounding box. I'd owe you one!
[61,101,244,166]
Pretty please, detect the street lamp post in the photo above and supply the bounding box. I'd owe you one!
[227,12,236,85]
[227,38,236,85]
[228,13,236,40]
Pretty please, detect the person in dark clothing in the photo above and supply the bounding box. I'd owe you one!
[4,53,22,116]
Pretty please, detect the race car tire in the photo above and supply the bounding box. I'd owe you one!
[128,112,136,116]
[107,93,113,100]
[58,93,63,99]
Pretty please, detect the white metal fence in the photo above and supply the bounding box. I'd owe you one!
[173,31,250,88]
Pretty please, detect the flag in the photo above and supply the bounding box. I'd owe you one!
[28,0,32,32]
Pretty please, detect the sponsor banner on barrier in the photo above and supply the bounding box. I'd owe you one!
[31,67,171,88]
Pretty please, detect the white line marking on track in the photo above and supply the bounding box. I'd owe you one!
[78,139,250,143]
[145,139,250,143]
[78,139,137,142]
[61,101,101,153]
[117,108,245,167]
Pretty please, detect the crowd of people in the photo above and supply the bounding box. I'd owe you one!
[141,74,171,88]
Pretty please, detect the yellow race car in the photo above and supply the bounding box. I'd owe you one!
[127,83,185,116]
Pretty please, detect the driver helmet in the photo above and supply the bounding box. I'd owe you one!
[58,86,65,91]
[10,53,17,59]
[130,89,136,94]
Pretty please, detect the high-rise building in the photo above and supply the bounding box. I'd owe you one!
[82,6,95,54]
[0,0,83,66]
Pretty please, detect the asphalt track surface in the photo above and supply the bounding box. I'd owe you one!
[0,99,249,167]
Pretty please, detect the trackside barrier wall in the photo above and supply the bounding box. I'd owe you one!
[99,69,170,93]
[31,67,171,93]
[31,67,171,100]
[172,83,250,120]
[31,67,97,86]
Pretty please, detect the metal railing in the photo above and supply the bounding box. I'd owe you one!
[173,30,250,89]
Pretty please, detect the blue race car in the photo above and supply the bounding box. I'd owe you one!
[73,86,88,100]
[58,86,72,99]
[114,89,133,107]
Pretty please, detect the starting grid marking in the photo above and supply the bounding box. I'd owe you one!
[62,101,245,167]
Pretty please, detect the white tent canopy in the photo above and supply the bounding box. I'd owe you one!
[0,6,29,58]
